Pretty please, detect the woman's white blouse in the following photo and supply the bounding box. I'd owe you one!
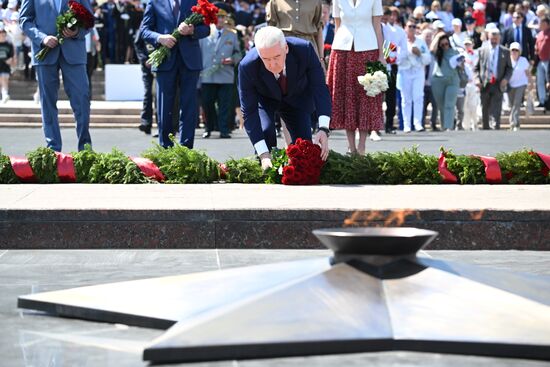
[332,0,383,52]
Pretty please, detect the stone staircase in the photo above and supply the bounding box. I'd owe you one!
[0,69,549,129]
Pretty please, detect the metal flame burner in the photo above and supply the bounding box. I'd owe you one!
[17,227,550,364]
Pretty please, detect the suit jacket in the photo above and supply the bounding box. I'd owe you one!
[324,23,334,45]
[238,37,331,146]
[19,0,92,65]
[475,45,513,88]
[199,27,242,84]
[502,24,535,61]
[140,0,209,72]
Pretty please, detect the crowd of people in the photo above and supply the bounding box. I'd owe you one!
[6,0,550,156]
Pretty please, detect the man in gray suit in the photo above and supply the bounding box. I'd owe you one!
[475,28,513,130]
[199,9,242,139]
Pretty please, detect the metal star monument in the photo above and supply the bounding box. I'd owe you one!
[18,227,550,363]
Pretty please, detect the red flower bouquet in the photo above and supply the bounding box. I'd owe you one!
[383,40,397,64]
[281,139,325,185]
[36,0,94,61]
[147,0,218,68]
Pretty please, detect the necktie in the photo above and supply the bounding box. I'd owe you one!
[515,26,520,43]
[56,0,62,13]
[218,30,222,39]
[278,74,287,95]
[173,0,179,19]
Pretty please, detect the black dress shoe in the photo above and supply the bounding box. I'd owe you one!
[152,133,159,138]
[202,131,211,138]
[431,126,440,131]
[138,124,151,135]
[385,128,396,134]
[220,133,232,139]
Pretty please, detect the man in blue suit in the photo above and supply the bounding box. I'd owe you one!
[141,0,209,148]
[238,26,331,170]
[20,0,93,152]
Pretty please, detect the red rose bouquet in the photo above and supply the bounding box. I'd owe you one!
[147,0,218,68]
[266,139,324,185]
[36,0,95,61]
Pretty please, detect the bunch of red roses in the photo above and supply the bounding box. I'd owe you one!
[191,0,219,25]
[282,139,324,185]
[35,0,94,61]
[69,1,95,28]
[148,0,218,68]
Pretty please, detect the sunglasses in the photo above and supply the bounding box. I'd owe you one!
[407,24,417,28]
[440,42,450,47]
[511,49,520,52]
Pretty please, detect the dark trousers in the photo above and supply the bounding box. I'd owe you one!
[423,85,438,128]
[480,84,503,129]
[259,103,312,151]
[86,52,97,100]
[140,63,154,127]
[201,83,233,136]
[385,64,398,131]
[156,62,199,148]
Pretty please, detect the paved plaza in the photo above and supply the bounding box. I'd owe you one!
[1,127,550,161]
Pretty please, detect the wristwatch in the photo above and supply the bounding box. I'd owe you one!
[317,127,330,137]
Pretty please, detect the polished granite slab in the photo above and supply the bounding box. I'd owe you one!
[2,249,550,367]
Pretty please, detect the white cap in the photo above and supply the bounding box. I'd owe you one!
[473,1,485,11]
[484,22,498,32]
[7,0,17,8]
[433,20,445,29]
[510,42,521,51]
[452,18,462,27]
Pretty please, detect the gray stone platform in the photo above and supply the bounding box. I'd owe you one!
[2,249,550,367]
[1,185,549,250]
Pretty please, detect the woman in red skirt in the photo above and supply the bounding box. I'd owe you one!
[327,0,386,155]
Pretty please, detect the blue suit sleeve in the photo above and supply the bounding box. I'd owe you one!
[305,42,331,118]
[238,62,263,146]
[19,0,48,46]
[192,23,210,40]
[141,2,162,46]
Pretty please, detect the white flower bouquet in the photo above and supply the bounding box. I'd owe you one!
[357,61,389,97]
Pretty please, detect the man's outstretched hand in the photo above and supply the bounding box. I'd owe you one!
[313,130,329,160]
[260,152,273,170]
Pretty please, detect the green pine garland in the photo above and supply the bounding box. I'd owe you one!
[0,143,548,185]
[0,149,18,184]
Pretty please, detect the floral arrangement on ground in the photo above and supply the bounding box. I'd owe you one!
[0,142,549,185]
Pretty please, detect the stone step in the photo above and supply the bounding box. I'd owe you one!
[1,185,548,250]
[0,106,140,115]
[0,113,139,124]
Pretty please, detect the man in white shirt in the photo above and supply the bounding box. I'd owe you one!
[450,18,465,50]
[398,20,432,132]
[382,6,407,133]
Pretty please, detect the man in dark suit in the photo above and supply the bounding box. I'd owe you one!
[141,0,210,148]
[321,0,334,45]
[238,26,330,169]
[475,28,513,130]
[502,11,535,61]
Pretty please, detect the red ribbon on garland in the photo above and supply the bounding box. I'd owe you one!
[55,152,77,183]
[438,152,458,183]
[129,157,165,182]
[9,156,37,183]
[537,152,550,177]
[474,155,502,184]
